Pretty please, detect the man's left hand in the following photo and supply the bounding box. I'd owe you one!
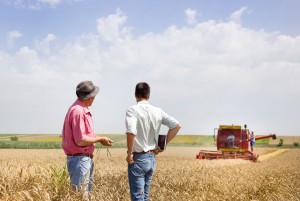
[99,137,113,146]
[154,146,163,155]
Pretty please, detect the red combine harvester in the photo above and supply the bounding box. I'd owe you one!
[196,124,276,162]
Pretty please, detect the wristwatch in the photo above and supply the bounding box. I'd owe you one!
[127,151,133,154]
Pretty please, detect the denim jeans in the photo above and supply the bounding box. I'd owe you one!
[67,156,94,192]
[128,153,156,201]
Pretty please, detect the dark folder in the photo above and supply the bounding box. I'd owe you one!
[158,135,167,150]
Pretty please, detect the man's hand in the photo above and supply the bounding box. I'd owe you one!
[99,137,113,146]
[155,146,163,155]
[126,153,134,164]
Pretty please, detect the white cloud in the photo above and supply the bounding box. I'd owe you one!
[38,0,61,7]
[96,8,132,42]
[229,6,248,23]
[0,9,300,135]
[185,8,198,25]
[7,30,22,48]
[12,47,40,73]
[3,0,85,9]
[35,34,57,54]
[3,0,41,9]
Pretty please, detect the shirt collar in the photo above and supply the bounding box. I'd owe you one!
[75,99,90,114]
[137,100,149,104]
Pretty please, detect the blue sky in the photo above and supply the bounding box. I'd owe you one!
[0,0,299,135]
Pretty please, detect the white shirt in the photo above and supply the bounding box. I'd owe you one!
[227,135,235,141]
[125,101,179,152]
[250,132,255,141]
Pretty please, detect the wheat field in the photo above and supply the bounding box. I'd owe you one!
[0,147,300,201]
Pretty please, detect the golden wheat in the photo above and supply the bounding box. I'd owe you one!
[0,147,299,201]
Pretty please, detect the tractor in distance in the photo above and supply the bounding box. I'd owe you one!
[196,124,277,162]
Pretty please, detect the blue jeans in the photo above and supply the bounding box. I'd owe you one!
[67,156,94,192]
[128,153,156,201]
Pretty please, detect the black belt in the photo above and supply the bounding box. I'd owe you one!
[133,150,155,154]
[67,153,93,159]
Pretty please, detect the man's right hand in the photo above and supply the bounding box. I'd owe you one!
[126,153,134,164]
[99,137,113,146]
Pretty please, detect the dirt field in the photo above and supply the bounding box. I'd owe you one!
[0,147,300,200]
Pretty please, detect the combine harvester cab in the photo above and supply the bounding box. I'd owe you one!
[196,125,276,162]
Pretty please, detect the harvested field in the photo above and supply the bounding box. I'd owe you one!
[0,147,299,201]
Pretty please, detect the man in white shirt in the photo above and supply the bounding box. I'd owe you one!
[125,82,181,201]
[227,133,235,148]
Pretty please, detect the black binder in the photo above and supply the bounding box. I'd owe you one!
[158,135,167,150]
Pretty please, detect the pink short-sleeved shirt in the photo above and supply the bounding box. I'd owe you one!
[62,99,96,155]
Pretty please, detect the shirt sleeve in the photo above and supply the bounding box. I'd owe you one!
[71,113,87,143]
[161,110,179,129]
[125,107,137,135]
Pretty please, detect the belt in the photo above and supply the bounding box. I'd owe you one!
[67,153,93,159]
[133,150,156,154]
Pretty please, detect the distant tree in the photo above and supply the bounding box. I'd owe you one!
[293,142,299,147]
[10,136,19,141]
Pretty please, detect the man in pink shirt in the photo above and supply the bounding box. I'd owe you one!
[62,80,113,194]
